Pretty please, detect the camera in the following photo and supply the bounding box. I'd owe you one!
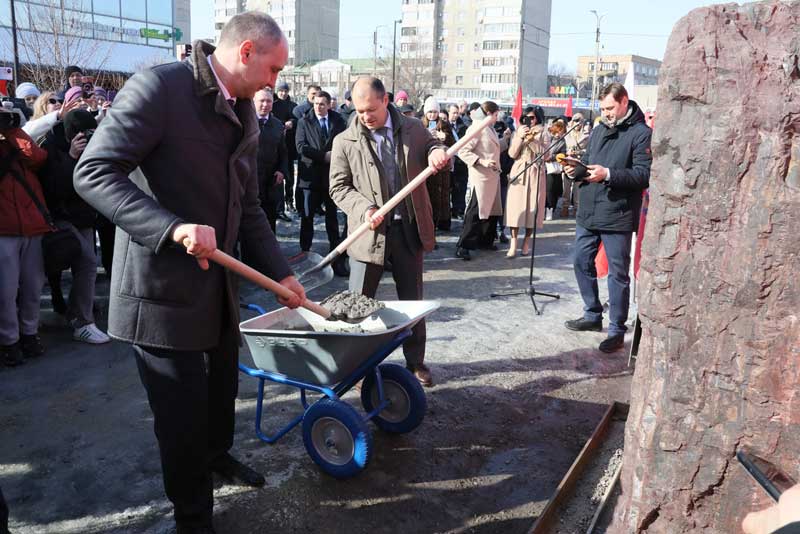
[520,115,533,127]
[0,98,26,130]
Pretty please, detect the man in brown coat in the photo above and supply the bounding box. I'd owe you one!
[329,76,447,387]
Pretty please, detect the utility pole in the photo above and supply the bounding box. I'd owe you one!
[373,30,378,76]
[589,10,605,121]
[392,19,400,94]
[10,0,20,86]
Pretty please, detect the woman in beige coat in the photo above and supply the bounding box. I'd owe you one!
[455,101,511,260]
[505,105,548,257]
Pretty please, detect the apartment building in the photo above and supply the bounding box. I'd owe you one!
[399,0,551,102]
[576,54,661,88]
[213,0,339,66]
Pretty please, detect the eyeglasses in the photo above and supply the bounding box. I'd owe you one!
[48,98,62,105]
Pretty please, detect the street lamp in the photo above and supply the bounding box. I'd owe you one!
[589,10,606,121]
[10,0,20,86]
[392,19,401,94]
[373,24,390,77]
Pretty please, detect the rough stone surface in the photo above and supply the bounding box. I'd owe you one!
[610,2,800,532]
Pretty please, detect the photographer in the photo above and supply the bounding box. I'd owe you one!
[0,102,50,366]
[505,105,547,257]
[40,110,110,344]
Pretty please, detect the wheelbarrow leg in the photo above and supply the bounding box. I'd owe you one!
[253,375,304,444]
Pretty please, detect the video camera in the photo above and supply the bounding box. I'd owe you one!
[0,97,27,130]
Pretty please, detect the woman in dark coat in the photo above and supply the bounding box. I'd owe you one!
[421,97,456,231]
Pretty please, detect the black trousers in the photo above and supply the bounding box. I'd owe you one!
[348,223,426,368]
[546,173,563,209]
[451,169,468,215]
[296,188,340,252]
[261,196,278,234]
[0,486,8,534]
[457,193,497,250]
[95,215,116,275]
[133,314,238,529]
[284,161,295,207]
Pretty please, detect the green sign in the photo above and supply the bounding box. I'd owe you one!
[139,27,183,42]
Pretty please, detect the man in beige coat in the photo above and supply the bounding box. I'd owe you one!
[329,77,448,387]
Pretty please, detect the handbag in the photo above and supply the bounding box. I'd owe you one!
[4,150,82,275]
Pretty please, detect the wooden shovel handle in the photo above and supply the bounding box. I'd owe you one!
[208,249,331,319]
[331,114,496,256]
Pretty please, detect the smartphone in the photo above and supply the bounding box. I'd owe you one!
[559,156,588,169]
[737,448,796,502]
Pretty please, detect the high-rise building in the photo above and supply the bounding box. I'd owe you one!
[576,54,661,90]
[213,0,339,67]
[399,0,551,103]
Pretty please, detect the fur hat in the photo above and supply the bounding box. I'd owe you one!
[15,82,40,100]
[423,96,440,113]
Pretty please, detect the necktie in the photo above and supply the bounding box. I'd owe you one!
[377,126,398,197]
[258,117,267,130]
[319,117,328,145]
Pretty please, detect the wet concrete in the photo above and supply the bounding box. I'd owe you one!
[0,213,633,534]
[320,290,385,322]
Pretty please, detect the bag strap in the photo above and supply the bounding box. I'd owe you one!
[6,155,57,230]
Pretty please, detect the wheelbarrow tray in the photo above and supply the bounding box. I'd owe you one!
[240,300,439,386]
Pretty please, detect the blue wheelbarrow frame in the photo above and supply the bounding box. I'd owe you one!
[238,304,412,444]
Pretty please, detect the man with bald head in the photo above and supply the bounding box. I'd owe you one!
[329,77,448,387]
[75,12,305,533]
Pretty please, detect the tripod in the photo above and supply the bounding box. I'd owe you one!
[489,122,581,315]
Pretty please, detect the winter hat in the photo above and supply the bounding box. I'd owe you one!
[15,82,40,100]
[423,96,439,113]
[107,90,117,102]
[344,90,351,101]
[93,87,108,100]
[63,110,97,142]
[64,86,84,106]
[65,65,83,79]
[399,104,415,114]
[277,81,289,91]
[396,90,409,101]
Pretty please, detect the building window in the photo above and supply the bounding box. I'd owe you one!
[456,43,464,52]
[147,0,172,25]
[456,59,463,69]
[442,75,447,85]
[122,0,146,21]
[442,59,447,68]
[94,0,120,17]
[473,59,480,69]
[457,27,465,36]
[401,27,417,36]
[455,75,463,85]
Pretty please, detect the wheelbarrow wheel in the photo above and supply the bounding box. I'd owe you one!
[361,363,427,434]
[302,399,372,479]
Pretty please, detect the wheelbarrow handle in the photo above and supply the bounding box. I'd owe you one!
[312,114,496,272]
[208,249,332,320]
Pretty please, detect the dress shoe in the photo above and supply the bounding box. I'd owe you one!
[20,334,45,358]
[599,334,625,353]
[277,212,292,222]
[521,236,531,256]
[498,232,509,244]
[455,247,471,261]
[564,317,603,332]
[210,453,265,487]
[409,363,433,387]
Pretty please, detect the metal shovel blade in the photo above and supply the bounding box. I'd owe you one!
[288,251,334,292]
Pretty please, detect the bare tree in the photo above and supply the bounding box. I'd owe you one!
[548,62,573,77]
[396,40,434,109]
[0,0,114,91]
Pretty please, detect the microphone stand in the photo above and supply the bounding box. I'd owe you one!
[490,120,582,315]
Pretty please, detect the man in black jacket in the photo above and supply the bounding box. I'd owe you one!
[254,88,288,231]
[562,83,651,354]
[447,104,468,217]
[74,13,305,533]
[295,90,346,254]
[292,83,320,121]
[272,81,296,213]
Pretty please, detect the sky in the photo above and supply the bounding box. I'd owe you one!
[190,0,731,71]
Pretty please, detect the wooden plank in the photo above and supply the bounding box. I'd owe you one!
[585,459,623,533]
[528,402,618,534]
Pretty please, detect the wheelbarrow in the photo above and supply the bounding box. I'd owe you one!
[238,299,440,479]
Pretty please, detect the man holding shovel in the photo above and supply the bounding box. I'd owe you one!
[329,76,448,387]
[75,13,304,534]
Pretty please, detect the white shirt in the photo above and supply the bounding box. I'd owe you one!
[369,112,394,163]
[207,55,235,104]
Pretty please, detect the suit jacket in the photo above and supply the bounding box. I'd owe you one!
[256,114,288,206]
[295,108,346,192]
[272,96,297,159]
[74,40,291,350]
[329,105,441,265]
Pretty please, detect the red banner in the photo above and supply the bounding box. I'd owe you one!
[530,97,571,109]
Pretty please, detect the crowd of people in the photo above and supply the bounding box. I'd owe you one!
[0,57,599,370]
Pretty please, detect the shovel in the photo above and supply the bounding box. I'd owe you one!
[301,114,496,278]
[287,250,333,292]
[203,248,381,323]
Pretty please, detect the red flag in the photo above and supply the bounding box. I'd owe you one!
[596,243,609,279]
[511,86,522,126]
[565,96,573,118]
[0,80,7,97]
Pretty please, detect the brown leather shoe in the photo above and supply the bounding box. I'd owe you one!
[410,364,433,388]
